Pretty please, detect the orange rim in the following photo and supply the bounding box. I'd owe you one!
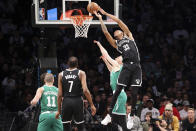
[70,15,93,26]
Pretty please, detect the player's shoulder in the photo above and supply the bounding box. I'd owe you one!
[40,85,45,90]
[59,71,63,76]
[37,86,44,92]
[79,70,85,74]
[53,86,58,91]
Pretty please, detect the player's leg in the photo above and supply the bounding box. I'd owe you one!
[111,114,128,131]
[109,64,131,114]
[62,97,74,131]
[73,97,85,131]
[37,113,50,131]
[51,113,64,131]
[112,92,128,130]
[130,64,142,115]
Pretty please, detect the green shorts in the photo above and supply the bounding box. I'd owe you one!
[38,111,63,131]
[112,90,127,115]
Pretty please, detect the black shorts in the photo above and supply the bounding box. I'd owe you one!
[117,63,142,87]
[62,96,84,124]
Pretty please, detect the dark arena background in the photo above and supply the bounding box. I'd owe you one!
[0,0,196,131]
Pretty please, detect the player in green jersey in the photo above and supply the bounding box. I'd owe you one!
[94,40,128,130]
[31,73,63,131]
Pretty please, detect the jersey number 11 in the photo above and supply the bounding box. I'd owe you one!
[47,96,56,107]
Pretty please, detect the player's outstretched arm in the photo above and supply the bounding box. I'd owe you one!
[80,70,96,116]
[56,73,63,119]
[31,87,44,106]
[99,8,134,40]
[100,56,112,72]
[94,40,118,67]
[94,11,117,49]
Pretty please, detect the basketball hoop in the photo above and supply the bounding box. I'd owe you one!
[70,15,93,38]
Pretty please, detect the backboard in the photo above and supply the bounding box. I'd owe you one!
[32,0,120,28]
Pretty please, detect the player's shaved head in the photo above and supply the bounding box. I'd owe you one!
[68,56,78,68]
[44,73,54,83]
[114,30,123,40]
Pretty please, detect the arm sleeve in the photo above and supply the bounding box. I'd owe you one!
[173,116,180,131]
[140,109,145,121]
[137,117,143,131]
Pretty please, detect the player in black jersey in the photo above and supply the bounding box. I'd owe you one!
[94,9,142,117]
[55,56,96,131]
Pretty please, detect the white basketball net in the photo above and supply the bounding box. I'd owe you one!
[70,15,93,38]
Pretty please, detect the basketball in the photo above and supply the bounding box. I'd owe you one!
[87,2,100,14]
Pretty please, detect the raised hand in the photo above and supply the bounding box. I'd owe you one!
[93,11,102,20]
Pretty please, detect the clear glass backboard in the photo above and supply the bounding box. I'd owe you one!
[32,0,120,28]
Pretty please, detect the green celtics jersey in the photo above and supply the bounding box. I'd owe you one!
[110,66,123,91]
[40,85,58,113]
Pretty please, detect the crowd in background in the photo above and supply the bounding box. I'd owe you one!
[0,0,196,130]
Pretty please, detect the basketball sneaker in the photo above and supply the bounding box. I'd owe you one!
[101,114,111,125]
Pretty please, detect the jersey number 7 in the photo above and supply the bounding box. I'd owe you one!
[68,81,73,92]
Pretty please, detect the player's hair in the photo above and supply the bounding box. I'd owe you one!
[68,56,78,68]
[44,73,54,83]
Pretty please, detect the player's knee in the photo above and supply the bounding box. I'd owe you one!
[116,85,124,92]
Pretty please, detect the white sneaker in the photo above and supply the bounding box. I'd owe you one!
[101,114,111,125]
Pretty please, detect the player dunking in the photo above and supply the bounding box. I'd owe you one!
[31,73,63,131]
[94,40,128,130]
[55,56,96,131]
[94,9,142,116]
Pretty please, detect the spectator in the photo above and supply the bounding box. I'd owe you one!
[127,104,143,131]
[94,95,105,116]
[141,99,160,121]
[184,47,195,69]
[141,112,153,131]
[176,103,183,112]
[182,108,196,131]
[159,98,181,120]
[173,25,189,40]
[159,103,179,131]
[137,94,150,117]
[180,100,190,120]
[83,99,98,131]
[156,119,171,131]
[173,91,183,106]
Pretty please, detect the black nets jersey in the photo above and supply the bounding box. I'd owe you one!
[62,69,82,97]
[116,37,140,63]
